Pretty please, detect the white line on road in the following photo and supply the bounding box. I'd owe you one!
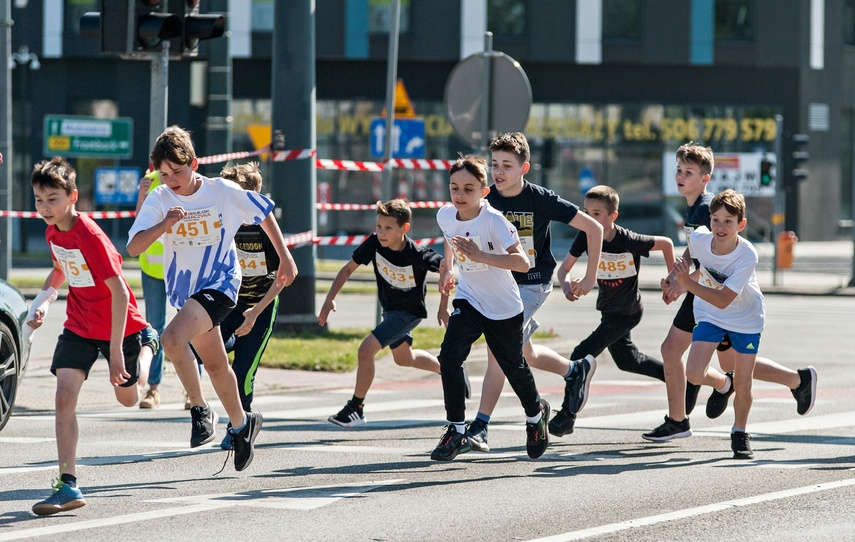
[526,477,855,541]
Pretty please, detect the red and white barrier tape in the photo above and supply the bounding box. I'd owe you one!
[0,210,137,219]
[272,149,317,162]
[317,201,448,211]
[316,159,384,172]
[388,158,455,170]
[196,145,273,165]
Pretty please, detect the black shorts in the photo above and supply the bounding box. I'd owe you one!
[672,292,732,352]
[190,289,237,329]
[51,329,142,387]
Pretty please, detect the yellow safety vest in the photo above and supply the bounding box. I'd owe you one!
[138,171,165,280]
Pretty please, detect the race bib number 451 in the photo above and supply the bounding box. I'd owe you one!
[168,206,222,248]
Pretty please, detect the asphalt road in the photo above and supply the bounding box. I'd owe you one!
[1,290,855,541]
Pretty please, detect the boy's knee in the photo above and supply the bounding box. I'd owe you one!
[54,387,77,411]
[685,367,705,385]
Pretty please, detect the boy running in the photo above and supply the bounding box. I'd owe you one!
[27,157,152,516]
[466,132,603,452]
[432,154,550,461]
[319,199,450,427]
[549,185,675,436]
[128,126,297,472]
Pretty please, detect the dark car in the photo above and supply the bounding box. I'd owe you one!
[0,279,30,431]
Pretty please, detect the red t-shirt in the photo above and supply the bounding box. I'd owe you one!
[46,213,147,341]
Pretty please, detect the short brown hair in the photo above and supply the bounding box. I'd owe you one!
[31,157,77,194]
[150,125,196,169]
[221,161,263,192]
[376,198,411,226]
[584,184,620,215]
[676,142,715,176]
[449,154,488,187]
[710,189,746,222]
[489,132,530,164]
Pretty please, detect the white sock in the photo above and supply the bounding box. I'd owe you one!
[452,422,466,434]
[716,375,732,394]
[526,412,542,424]
[732,426,746,433]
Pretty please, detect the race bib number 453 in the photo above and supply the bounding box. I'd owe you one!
[168,206,222,248]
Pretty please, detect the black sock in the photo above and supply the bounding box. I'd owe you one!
[60,473,77,487]
[350,395,364,410]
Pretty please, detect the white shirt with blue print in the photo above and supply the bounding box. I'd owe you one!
[128,175,274,309]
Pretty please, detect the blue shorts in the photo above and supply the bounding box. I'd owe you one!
[520,283,551,344]
[372,310,421,349]
[140,326,160,356]
[693,321,761,355]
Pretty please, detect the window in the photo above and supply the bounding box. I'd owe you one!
[844,0,855,45]
[715,0,753,41]
[368,0,411,34]
[488,0,526,37]
[603,0,641,40]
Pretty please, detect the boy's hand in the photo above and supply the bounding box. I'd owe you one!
[570,276,595,297]
[451,236,485,263]
[660,272,684,304]
[560,279,580,301]
[437,307,450,327]
[438,269,455,296]
[276,259,298,288]
[138,175,153,195]
[108,352,130,387]
[318,299,336,326]
[235,307,259,337]
[672,257,692,289]
[164,206,188,228]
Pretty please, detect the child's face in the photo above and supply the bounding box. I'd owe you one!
[375,214,409,248]
[449,169,488,217]
[33,184,77,228]
[675,159,708,197]
[583,198,617,230]
[490,150,528,194]
[159,158,199,196]
[710,207,746,242]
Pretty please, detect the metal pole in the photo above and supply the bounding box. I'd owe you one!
[0,0,11,279]
[206,0,231,157]
[380,0,400,201]
[480,31,493,154]
[149,43,169,151]
[271,0,317,329]
[772,114,783,286]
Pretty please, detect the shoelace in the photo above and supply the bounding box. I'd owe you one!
[214,430,236,476]
[48,462,68,494]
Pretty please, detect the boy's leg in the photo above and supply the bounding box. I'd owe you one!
[476,352,506,417]
[54,368,86,478]
[482,313,541,418]
[354,334,384,398]
[191,327,247,428]
[717,349,800,389]
[661,325,692,420]
[111,332,144,407]
[229,300,276,411]
[389,343,441,373]
[160,302,210,408]
[437,301,482,423]
[732,352,757,429]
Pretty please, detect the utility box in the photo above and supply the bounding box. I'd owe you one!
[776,231,798,269]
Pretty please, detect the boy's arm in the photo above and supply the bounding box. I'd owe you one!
[24,264,66,335]
[318,259,360,326]
[135,174,153,213]
[438,240,456,296]
[127,206,187,257]
[567,212,603,296]
[259,213,298,287]
[104,275,132,387]
[451,236,529,273]
[556,252,582,301]
[672,257,737,309]
[651,236,676,273]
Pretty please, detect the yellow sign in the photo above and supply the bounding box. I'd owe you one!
[246,124,272,160]
[381,79,416,118]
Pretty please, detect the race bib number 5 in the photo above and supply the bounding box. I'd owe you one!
[51,243,95,287]
[375,253,416,289]
[168,206,222,248]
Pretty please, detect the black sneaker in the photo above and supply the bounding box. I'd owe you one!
[642,415,692,442]
[706,372,735,419]
[731,431,754,459]
[430,425,471,461]
[230,411,263,471]
[792,366,817,415]
[548,409,576,437]
[190,405,218,448]
[565,355,596,414]
[467,419,490,452]
[525,400,550,459]
[685,382,701,415]
[328,401,366,428]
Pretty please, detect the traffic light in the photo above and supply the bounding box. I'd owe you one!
[791,133,809,183]
[169,0,225,56]
[80,0,182,55]
[760,158,773,187]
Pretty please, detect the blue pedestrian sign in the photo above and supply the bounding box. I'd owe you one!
[370,117,426,159]
[94,167,140,206]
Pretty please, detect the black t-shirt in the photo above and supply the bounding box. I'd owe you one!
[685,192,713,268]
[235,224,280,305]
[486,181,579,285]
[570,225,655,315]
[351,234,442,318]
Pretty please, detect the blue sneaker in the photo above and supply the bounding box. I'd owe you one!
[32,480,86,516]
[221,423,234,450]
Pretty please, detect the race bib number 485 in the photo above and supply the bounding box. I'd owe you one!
[168,206,222,248]
[596,252,637,280]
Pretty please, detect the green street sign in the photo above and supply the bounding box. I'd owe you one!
[43,115,133,159]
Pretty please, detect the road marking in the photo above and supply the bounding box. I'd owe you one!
[0,448,219,475]
[0,480,403,541]
[526,477,855,541]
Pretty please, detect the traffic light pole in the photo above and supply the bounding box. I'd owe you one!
[0,0,11,279]
[149,42,169,152]
[772,115,783,286]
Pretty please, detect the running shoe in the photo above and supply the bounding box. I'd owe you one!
[565,355,596,414]
[190,405,218,448]
[328,401,366,428]
[706,371,735,419]
[467,419,490,452]
[642,415,692,442]
[792,366,817,415]
[230,412,263,471]
[431,425,471,461]
[525,399,550,459]
[32,479,86,517]
[548,408,576,437]
[731,431,754,459]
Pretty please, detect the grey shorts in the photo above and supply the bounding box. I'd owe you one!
[371,310,422,349]
[520,282,552,343]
